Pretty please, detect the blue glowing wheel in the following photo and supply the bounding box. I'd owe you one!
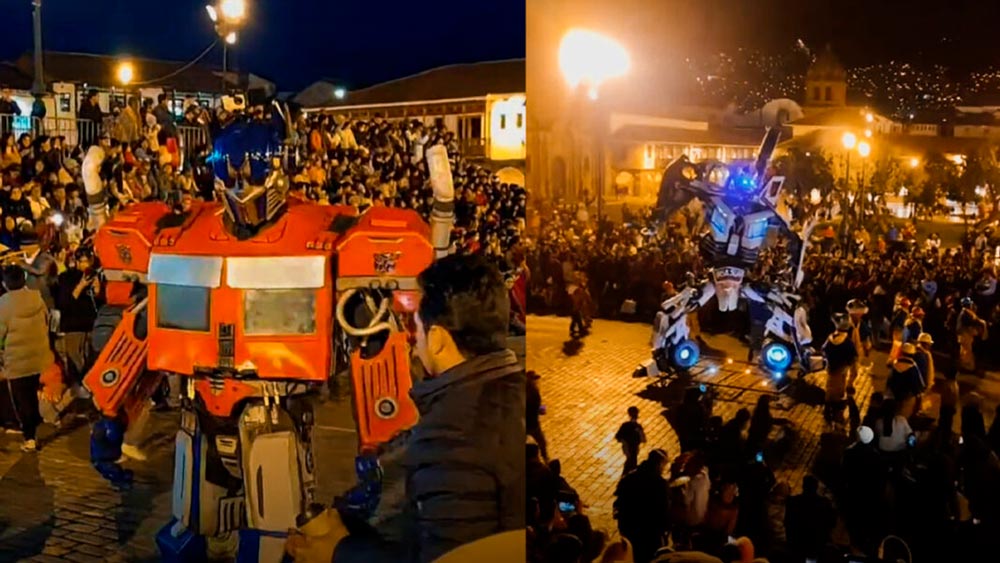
[671,338,700,370]
[761,340,793,373]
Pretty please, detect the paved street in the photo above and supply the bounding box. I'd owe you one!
[0,334,528,563]
[527,314,1000,546]
[0,390,363,562]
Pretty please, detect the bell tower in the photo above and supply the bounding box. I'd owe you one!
[804,45,847,108]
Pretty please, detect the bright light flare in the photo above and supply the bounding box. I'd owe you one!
[857,141,871,158]
[334,87,346,99]
[841,131,857,150]
[220,0,246,21]
[225,31,238,45]
[910,157,919,168]
[865,112,874,123]
[558,29,630,93]
[206,5,218,22]
[49,212,64,227]
[116,62,134,85]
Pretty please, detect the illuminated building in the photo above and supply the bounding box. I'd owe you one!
[300,60,525,181]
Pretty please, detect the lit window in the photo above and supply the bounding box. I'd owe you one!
[748,219,768,239]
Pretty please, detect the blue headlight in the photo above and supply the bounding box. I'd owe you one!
[672,339,700,369]
[762,342,792,372]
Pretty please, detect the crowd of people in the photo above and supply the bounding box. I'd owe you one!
[526,195,1000,562]
[0,94,527,453]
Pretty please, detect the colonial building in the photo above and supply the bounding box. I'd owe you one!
[300,60,525,181]
[0,51,270,118]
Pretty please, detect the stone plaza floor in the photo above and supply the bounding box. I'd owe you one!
[527,315,885,545]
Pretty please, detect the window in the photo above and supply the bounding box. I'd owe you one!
[468,116,482,139]
[516,113,523,128]
[500,114,507,130]
[58,94,71,113]
[813,87,821,101]
[157,285,211,331]
[244,289,316,335]
[824,86,832,101]
[748,219,768,239]
[710,208,727,235]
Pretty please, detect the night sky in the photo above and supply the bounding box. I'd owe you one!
[0,0,525,91]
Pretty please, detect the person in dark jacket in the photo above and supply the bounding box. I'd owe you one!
[784,475,835,559]
[77,90,104,148]
[54,247,103,391]
[614,449,670,563]
[527,370,548,461]
[288,254,525,563]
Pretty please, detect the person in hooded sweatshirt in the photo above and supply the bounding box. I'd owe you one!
[0,265,54,452]
[887,343,924,418]
[822,313,858,425]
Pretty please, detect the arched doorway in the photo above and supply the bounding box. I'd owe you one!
[494,166,525,186]
[551,157,567,201]
[615,171,634,198]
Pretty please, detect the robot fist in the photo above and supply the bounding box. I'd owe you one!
[285,505,349,563]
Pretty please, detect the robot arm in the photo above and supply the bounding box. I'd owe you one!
[425,145,455,259]
[646,280,715,374]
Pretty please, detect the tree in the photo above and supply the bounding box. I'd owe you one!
[918,152,959,212]
[773,148,836,200]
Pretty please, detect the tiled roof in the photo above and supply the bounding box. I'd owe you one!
[0,62,32,90]
[611,124,765,146]
[791,107,873,127]
[306,59,524,109]
[12,51,244,94]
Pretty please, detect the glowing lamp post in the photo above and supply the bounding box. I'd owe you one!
[558,29,629,234]
[856,140,871,224]
[116,62,134,86]
[207,0,247,96]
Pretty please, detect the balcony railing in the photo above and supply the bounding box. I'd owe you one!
[459,137,488,159]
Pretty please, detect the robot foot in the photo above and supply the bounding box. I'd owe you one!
[156,519,208,563]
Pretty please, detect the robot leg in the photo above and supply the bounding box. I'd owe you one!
[156,407,241,562]
[236,402,314,563]
[90,416,133,489]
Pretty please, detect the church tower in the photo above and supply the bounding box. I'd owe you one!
[804,45,847,108]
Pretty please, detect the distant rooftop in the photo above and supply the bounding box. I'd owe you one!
[303,59,524,109]
[9,51,254,94]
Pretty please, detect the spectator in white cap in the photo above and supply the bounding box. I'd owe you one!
[915,332,935,392]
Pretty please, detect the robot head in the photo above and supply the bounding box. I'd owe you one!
[211,103,290,233]
[712,266,744,312]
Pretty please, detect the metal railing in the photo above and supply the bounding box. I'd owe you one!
[459,137,489,159]
[0,114,210,162]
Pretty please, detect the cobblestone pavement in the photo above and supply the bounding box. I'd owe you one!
[0,336,527,563]
[526,315,883,545]
[0,393,364,562]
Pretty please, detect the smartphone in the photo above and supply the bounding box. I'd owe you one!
[699,384,707,393]
[558,501,575,513]
[755,451,764,463]
[907,434,917,448]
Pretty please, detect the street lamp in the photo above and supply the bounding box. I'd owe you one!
[207,0,247,96]
[116,62,134,86]
[558,28,629,234]
[334,87,346,100]
[910,157,919,169]
[857,141,871,223]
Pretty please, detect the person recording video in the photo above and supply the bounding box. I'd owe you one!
[54,247,104,396]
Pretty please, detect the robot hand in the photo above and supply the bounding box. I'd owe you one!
[285,504,350,563]
[334,454,384,527]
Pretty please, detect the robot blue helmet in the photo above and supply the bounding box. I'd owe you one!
[761,341,792,372]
